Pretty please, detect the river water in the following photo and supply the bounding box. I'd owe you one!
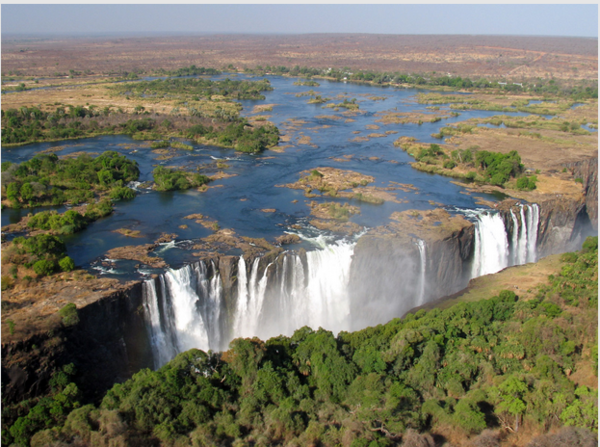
[1,75,542,277]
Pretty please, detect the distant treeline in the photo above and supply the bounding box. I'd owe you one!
[153,65,222,77]
[110,77,274,101]
[243,65,598,100]
[4,237,597,447]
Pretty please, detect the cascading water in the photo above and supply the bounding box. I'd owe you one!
[471,204,539,277]
[416,239,427,305]
[526,204,539,263]
[143,204,540,368]
[142,263,223,368]
[142,237,356,368]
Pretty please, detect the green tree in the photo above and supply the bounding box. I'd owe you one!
[492,376,528,432]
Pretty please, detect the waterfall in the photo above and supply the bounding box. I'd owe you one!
[142,263,223,368]
[471,212,509,277]
[142,204,541,368]
[471,203,539,278]
[509,210,520,265]
[142,238,356,368]
[526,204,539,263]
[416,239,427,305]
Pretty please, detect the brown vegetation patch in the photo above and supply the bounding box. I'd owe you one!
[375,110,451,125]
[208,171,237,181]
[155,233,178,244]
[389,181,420,193]
[58,151,100,159]
[184,213,220,230]
[350,136,370,142]
[297,135,317,147]
[275,234,301,246]
[0,274,132,342]
[104,244,166,268]
[315,114,343,120]
[191,229,282,259]
[113,228,143,238]
[2,35,596,81]
[251,104,277,113]
[278,167,374,192]
[429,253,564,310]
[444,117,598,173]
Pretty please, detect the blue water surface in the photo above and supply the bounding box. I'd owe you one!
[2,75,539,276]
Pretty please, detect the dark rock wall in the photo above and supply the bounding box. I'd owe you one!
[1,283,153,405]
[536,196,589,257]
[563,157,598,230]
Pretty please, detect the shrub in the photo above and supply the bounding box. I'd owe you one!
[59,256,76,272]
[1,276,14,291]
[443,160,456,169]
[59,303,79,327]
[582,236,598,253]
[33,259,56,276]
[109,186,136,201]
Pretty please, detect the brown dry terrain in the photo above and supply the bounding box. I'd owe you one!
[2,34,597,81]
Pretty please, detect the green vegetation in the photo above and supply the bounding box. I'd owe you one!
[353,192,385,205]
[325,202,353,221]
[152,166,210,192]
[110,77,273,101]
[1,151,139,208]
[516,175,538,191]
[307,95,330,104]
[2,78,280,147]
[3,233,73,278]
[27,209,88,234]
[59,303,79,327]
[397,140,533,189]
[166,65,221,77]
[4,364,81,447]
[293,79,320,87]
[189,120,279,153]
[473,150,524,186]
[1,105,159,145]
[322,98,359,111]
[5,237,596,446]
[26,199,115,235]
[479,115,593,136]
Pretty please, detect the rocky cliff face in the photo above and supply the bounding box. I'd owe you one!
[563,157,598,230]
[1,282,153,405]
[348,209,475,331]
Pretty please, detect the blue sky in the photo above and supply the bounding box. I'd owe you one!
[1,4,598,38]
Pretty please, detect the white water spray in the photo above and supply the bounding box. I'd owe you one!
[416,239,427,305]
[471,204,539,278]
[143,238,356,367]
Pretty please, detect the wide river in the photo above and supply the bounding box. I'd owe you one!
[1,74,543,278]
